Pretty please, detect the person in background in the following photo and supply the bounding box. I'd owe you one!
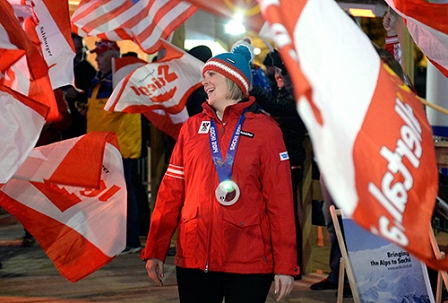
[82,39,143,254]
[142,45,299,303]
[62,33,96,140]
[22,88,72,246]
[262,51,279,96]
[232,37,273,96]
[251,50,307,280]
[185,45,212,116]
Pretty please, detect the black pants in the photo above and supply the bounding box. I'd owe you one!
[176,267,273,303]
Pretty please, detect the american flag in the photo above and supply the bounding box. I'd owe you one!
[72,0,197,54]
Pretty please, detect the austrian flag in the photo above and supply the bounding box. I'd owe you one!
[105,40,204,139]
[0,132,127,282]
[257,0,442,270]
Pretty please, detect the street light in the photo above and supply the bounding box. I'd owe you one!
[225,13,246,35]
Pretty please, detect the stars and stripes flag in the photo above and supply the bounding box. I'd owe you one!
[0,132,127,282]
[257,0,444,270]
[0,0,59,183]
[385,0,448,78]
[72,0,197,54]
[8,0,76,89]
[105,40,204,140]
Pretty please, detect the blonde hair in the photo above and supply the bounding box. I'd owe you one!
[225,77,245,100]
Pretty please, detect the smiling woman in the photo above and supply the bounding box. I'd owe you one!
[141,43,299,303]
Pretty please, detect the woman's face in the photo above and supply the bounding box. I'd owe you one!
[202,70,228,108]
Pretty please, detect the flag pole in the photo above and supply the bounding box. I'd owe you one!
[420,98,448,116]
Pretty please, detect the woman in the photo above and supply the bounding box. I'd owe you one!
[142,45,299,302]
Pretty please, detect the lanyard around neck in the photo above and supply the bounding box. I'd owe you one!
[209,109,247,182]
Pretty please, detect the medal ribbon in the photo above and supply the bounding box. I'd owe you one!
[209,110,247,182]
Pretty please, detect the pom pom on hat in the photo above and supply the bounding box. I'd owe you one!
[202,45,252,97]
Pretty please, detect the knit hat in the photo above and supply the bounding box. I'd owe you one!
[90,40,120,54]
[202,45,252,97]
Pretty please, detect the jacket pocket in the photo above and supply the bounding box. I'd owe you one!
[178,206,199,259]
[222,211,264,263]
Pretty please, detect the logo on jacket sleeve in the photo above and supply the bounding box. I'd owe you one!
[198,121,210,134]
[280,151,289,161]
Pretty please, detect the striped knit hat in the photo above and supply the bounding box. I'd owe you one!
[202,45,252,97]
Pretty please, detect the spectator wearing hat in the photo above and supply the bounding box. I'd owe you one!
[83,39,143,254]
[142,45,299,303]
[185,45,212,116]
[262,51,278,96]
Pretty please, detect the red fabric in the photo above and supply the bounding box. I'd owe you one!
[72,0,197,54]
[142,97,299,276]
[386,0,448,77]
[0,194,113,282]
[106,40,203,140]
[0,132,126,282]
[0,0,59,122]
[258,0,444,271]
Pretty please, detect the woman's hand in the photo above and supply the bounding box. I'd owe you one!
[145,258,165,286]
[274,274,294,302]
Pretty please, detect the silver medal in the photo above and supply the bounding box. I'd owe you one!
[215,180,240,206]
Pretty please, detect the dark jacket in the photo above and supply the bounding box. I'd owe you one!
[251,86,307,167]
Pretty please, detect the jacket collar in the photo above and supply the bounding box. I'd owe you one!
[202,96,256,120]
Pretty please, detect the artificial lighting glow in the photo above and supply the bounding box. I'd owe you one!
[254,47,261,55]
[233,12,243,23]
[337,2,387,18]
[348,8,375,18]
[225,19,246,35]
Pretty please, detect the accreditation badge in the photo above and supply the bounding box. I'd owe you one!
[215,180,240,206]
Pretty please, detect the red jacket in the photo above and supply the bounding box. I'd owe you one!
[141,97,299,276]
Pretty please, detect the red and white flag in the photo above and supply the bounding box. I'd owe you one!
[0,0,58,122]
[0,86,47,184]
[0,132,127,282]
[185,0,265,33]
[8,0,75,89]
[72,0,197,54]
[257,0,443,269]
[385,0,448,77]
[112,55,147,89]
[105,40,204,139]
[0,0,59,184]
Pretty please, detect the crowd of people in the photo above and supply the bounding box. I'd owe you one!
[11,9,421,301]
